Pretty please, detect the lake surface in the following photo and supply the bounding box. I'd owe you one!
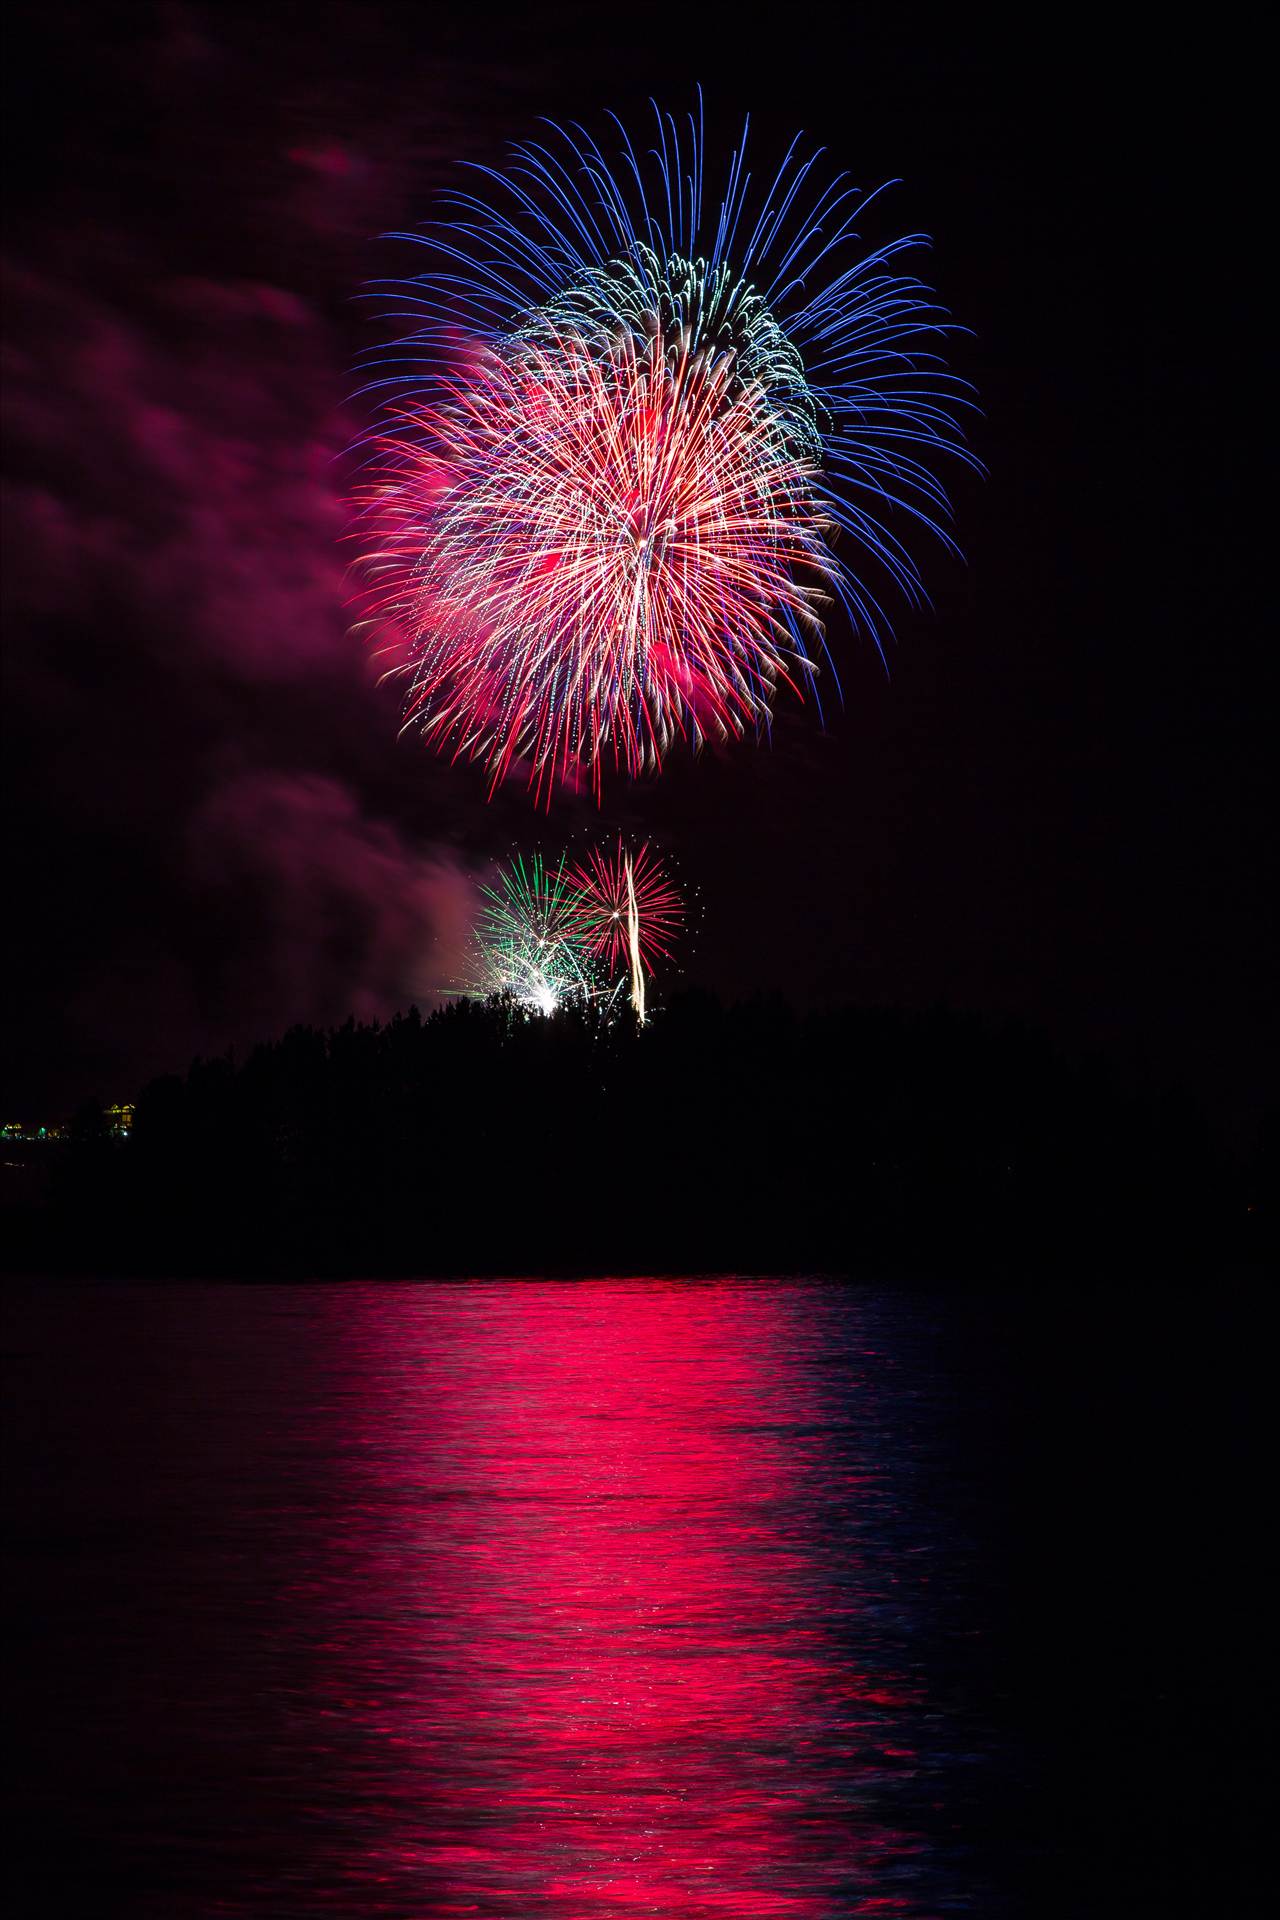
[1,1277,1264,1916]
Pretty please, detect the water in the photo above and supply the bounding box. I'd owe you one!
[1,1277,1261,1916]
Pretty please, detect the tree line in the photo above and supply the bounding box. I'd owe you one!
[9,991,1265,1274]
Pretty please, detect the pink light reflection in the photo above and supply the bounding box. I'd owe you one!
[318,1280,925,1916]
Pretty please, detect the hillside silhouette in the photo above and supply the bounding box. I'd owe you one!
[7,992,1262,1275]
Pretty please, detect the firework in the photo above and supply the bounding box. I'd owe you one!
[463,840,687,1022]
[353,97,976,796]
[468,849,604,1015]
[569,837,685,976]
[364,324,826,796]
[570,836,686,1027]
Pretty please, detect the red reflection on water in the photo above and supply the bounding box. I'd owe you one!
[326,1280,920,1916]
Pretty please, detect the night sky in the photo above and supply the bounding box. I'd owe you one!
[2,2,1271,1148]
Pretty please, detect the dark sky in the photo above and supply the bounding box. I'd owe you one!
[2,2,1272,1146]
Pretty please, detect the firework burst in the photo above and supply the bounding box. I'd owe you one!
[353,96,976,795]
[363,324,827,796]
[467,849,604,1015]
[569,837,685,976]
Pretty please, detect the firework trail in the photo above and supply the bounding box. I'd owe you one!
[352,95,977,797]
[625,855,645,1027]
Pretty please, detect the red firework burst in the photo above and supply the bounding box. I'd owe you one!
[354,323,829,800]
[568,838,685,975]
